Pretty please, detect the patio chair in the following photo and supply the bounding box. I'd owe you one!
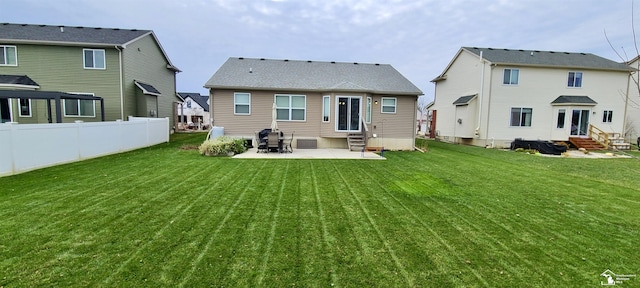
[255,131,268,153]
[267,131,281,152]
[282,131,294,153]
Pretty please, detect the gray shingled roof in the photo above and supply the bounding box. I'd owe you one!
[177,92,209,111]
[453,94,477,105]
[551,95,597,105]
[0,23,150,46]
[205,57,423,95]
[463,47,632,71]
[0,75,39,87]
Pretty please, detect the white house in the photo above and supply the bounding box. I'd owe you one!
[176,92,210,130]
[431,47,633,149]
[625,56,640,145]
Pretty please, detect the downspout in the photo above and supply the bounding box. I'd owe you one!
[476,51,485,138]
[115,46,124,120]
[623,70,631,141]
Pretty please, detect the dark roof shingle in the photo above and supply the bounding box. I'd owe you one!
[0,23,150,46]
[463,47,631,71]
[205,57,423,95]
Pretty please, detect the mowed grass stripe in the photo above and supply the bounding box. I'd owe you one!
[309,161,338,285]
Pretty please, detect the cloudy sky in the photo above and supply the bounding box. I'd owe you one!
[4,0,639,102]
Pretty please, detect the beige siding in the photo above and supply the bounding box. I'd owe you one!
[122,35,176,123]
[0,44,121,122]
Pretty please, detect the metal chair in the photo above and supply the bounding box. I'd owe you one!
[282,131,294,153]
[267,131,281,152]
[255,131,268,153]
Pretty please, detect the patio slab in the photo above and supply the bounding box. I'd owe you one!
[233,148,386,159]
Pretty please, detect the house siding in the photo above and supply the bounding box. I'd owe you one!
[122,34,176,124]
[0,44,121,122]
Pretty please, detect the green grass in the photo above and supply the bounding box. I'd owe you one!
[1,134,639,287]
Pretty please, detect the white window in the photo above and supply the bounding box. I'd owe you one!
[276,94,306,121]
[64,99,95,117]
[503,68,519,85]
[556,109,566,128]
[1,46,17,66]
[568,71,582,87]
[19,99,31,117]
[234,92,250,115]
[83,49,105,69]
[603,110,613,123]
[381,97,396,113]
[510,107,532,127]
[366,97,372,123]
[322,95,330,122]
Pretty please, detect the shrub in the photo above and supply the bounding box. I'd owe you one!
[199,136,247,156]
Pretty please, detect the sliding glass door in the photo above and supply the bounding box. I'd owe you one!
[336,96,361,132]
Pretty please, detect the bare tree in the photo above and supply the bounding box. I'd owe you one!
[416,96,429,133]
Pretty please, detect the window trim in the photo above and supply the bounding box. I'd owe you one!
[602,110,613,123]
[503,68,519,85]
[381,97,397,114]
[83,48,106,70]
[18,98,31,117]
[0,45,18,66]
[510,107,533,127]
[233,92,251,115]
[64,92,96,117]
[322,95,330,123]
[275,94,306,121]
[567,71,583,88]
[366,97,372,124]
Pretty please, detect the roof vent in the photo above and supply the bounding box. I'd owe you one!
[76,26,84,29]
[487,48,493,50]
[307,60,312,63]
[550,51,555,53]
[504,49,509,51]
[580,53,587,55]
[519,49,524,51]
[354,62,358,65]
[564,52,570,54]
[239,57,244,60]
[331,61,335,64]
[260,58,265,60]
[530,51,534,56]
[249,67,253,73]
[60,26,64,32]
[284,59,289,62]
[375,63,380,66]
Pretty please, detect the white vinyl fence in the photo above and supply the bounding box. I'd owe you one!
[0,117,169,177]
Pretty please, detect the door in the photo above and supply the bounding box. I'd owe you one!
[570,109,590,136]
[336,96,361,132]
[0,99,11,123]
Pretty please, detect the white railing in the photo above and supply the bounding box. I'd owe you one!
[0,117,169,177]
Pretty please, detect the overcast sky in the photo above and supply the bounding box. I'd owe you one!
[4,0,639,103]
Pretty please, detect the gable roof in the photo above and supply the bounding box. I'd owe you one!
[0,23,180,72]
[551,95,597,105]
[462,47,632,71]
[205,57,423,95]
[177,92,209,111]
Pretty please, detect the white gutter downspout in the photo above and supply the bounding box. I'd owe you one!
[115,46,124,120]
[623,70,631,141]
[476,51,485,138]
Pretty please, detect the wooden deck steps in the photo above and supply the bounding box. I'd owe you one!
[347,133,366,151]
[569,137,605,150]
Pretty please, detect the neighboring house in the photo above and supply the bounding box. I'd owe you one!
[176,92,210,129]
[204,57,423,150]
[0,23,179,127]
[430,47,633,148]
[625,56,640,144]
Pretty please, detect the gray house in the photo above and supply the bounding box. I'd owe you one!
[0,23,180,126]
[205,57,423,150]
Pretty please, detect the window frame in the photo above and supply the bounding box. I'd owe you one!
[556,109,566,128]
[18,98,31,117]
[602,110,613,123]
[275,94,306,121]
[510,107,533,127]
[1,45,17,66]
[503,68,519,85]
[567,71,583,88]
[381,97,397,114]
[322,95,330,122]
[366,97,372,124]
[83,48,106,70]
[233,92,251,115]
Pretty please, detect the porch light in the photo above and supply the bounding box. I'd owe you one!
[374,100,378,105]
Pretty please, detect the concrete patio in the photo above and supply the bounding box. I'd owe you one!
[233,148,386,159]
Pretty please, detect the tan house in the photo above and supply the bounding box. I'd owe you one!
[205,57,423,150]
[431,47,633,149]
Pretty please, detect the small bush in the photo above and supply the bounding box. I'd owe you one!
[199,136,247,156]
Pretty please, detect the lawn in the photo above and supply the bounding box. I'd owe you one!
[1,133,638,287]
